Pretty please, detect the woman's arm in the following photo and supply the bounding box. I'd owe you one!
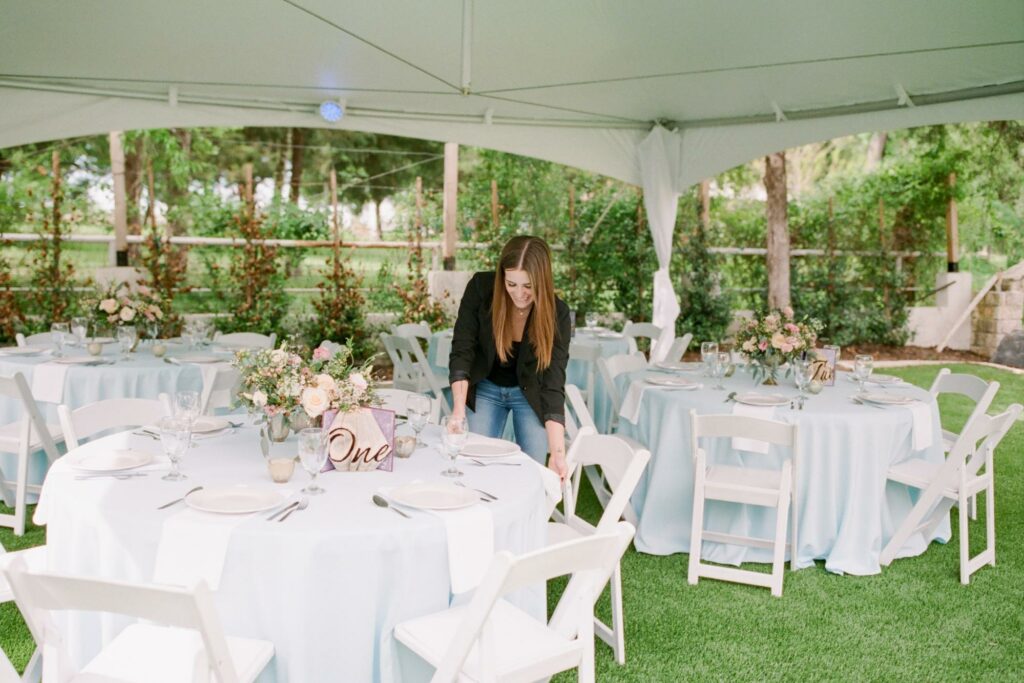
[450,379,469,419]
[545,419,567,479]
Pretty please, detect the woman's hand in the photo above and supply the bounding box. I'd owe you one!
[548,451,568,481]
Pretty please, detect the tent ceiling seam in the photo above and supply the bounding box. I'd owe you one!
[277,0,462,93]
[474,39,1024,95]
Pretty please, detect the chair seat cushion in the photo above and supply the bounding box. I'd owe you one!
[395,599,581,681]
[76,624,273,683]
[0,420,63,452]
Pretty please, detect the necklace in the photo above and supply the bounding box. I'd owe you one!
[516,306,531,317]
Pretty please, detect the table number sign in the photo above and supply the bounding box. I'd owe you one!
[321,407,395,472]
[810,347,838,386]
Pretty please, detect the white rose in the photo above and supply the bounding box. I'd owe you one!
[252,390,268,407]
[742,339,756,353]
[120,307,136,322]
[316,373,337,393]
[100,298,118,314]
[270,349,288,366]
[283,381,302,397]
[349,372,368,397]
[301,387,330,418]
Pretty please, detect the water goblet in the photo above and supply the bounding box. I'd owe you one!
[70,317,89,347]
[440,415,469,478]
[585,312,598,330]
[712,352,729,390]
[700,341,719,377]
[793,357,812,401]
[158,416,191,481]
[116,325,137,360]
[174,390,201,426]
[406,394,431,448]
[853,354,874,393]
[298,427,328,495]
[50,322,69,358]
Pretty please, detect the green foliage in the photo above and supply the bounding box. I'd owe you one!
[0,244,23,342]
[305,247,374,361]
[675,205,733,342]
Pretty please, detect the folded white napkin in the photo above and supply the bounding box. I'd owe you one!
[532,458,563,519]
[618,379,651,425]
[30,362,68,403]
[730,402,777,454]
[153,508,249,590]
[906,401,934,451]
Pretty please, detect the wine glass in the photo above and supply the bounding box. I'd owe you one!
[298,427,328,495]
[117,325,137,360]
[158,416,191,481]
[50,322,69,358]
[712,352,729,390]
[440,415,469,478]
[406,394,431,448]
[700,341,718,377]
[853,354,874,393]
[70,317,89,346]
[174,390,201,425]
[585,312,598,330]
[793,357,812,402]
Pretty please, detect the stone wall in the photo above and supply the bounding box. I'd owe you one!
[972,276,1024,358]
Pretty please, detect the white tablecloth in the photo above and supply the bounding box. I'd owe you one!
[616,368,949,575]
[34,424,548,682]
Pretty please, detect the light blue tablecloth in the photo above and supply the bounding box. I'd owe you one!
[615,367,949,576]
[567,331,629,432]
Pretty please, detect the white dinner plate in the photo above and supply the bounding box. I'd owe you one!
[66,448,153,472]
[734,392,790,407]
[171,354,228,364]
[388,482,479,510]
[655,361,703,372]
[91,337,117,344]
[597,332,624,340]
[846,373,902,385]
[52,356,110,365]
[461,440,520,458]
[857,392,916,405]
[645,375,700,388]
[185,487,288,514]
[191,416,231,434]
[577,326,606,333]
[0,347,49,356]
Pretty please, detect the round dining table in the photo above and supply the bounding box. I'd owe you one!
[33,423,549,682]
[614,365,949,576]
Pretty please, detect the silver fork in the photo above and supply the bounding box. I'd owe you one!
[454,480,497,501]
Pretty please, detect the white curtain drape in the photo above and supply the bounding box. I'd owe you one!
[637,126,683,361]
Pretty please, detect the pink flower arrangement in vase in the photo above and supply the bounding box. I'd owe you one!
[735,307,822,385]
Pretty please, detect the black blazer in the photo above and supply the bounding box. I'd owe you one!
[448,271,572,425]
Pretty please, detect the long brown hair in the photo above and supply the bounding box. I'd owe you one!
[492,236,557,370]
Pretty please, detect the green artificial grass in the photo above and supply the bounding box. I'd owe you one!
[3,364,1023,680]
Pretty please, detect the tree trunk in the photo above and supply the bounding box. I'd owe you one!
[764,152,790,309]
[272,145,286,203]
[289,128,305,205]
[124,137,143,236]
[864,132,887,172]
[373,199,383,240]
[699,179,711,232]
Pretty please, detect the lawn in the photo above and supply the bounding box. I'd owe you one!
[3,364,1023,680]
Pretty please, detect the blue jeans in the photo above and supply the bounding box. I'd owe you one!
[467,379,549,465]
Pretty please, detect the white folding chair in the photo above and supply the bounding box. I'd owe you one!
[2,556,275,683]
[391,322,432,343]
[0,542,45,683]
[212,331,277,350]
[14,333,51,348]
[596,352,647,432]
[880,403,1021,585]
[383,334,452,416]
[662,333,694,363]
[433,329,454,371]
[0,374,62,537]
[550,430,649,665]
[395,522,636,683]
[202,365,241,414]
[622,321,665,363]
[57,396,170,450]
[569,342,601,416]
[929,368,1000,520]
[688,409,800,597]
[375,388,441,423]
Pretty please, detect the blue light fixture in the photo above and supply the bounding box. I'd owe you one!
[319,100,345,123]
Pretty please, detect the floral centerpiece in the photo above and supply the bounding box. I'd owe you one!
[735,307,822,385]
[88,283,164,331]
[297,342,376,427]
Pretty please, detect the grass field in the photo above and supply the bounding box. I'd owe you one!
[2,364,1022,680]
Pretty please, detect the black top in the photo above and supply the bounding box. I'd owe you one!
[487,340,521,387]
[448,271,572,425]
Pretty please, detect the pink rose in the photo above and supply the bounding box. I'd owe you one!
[785,323,799,334]
[758,340,768,352]
[313,346,332,361]
[349,372,368,397]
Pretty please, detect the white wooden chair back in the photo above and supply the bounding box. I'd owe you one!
[596,352,647,429]
[391,322,432,344]
[929,368,1000,449]
[429,523,635,682]
[14,333,52,348]
[569,342,601,414]
[663,333,693,363]
[564,384,597,441]
[0,374,61,536]
[3,556,245,683]
[564,432,650,535]
[213,331,277,349]
[0,544,44,683]
[622,321,664,360]
[375,389,441,423]
[380,333,415,388]
[386,334,452,416]
[433,329,454,370]
[58,396,169,450]
[203,365,241,414]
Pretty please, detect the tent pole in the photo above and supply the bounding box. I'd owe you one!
[109,131,129,266]
[442,142,458,270]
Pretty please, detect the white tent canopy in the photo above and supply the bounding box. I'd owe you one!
[3,1,1023,353]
